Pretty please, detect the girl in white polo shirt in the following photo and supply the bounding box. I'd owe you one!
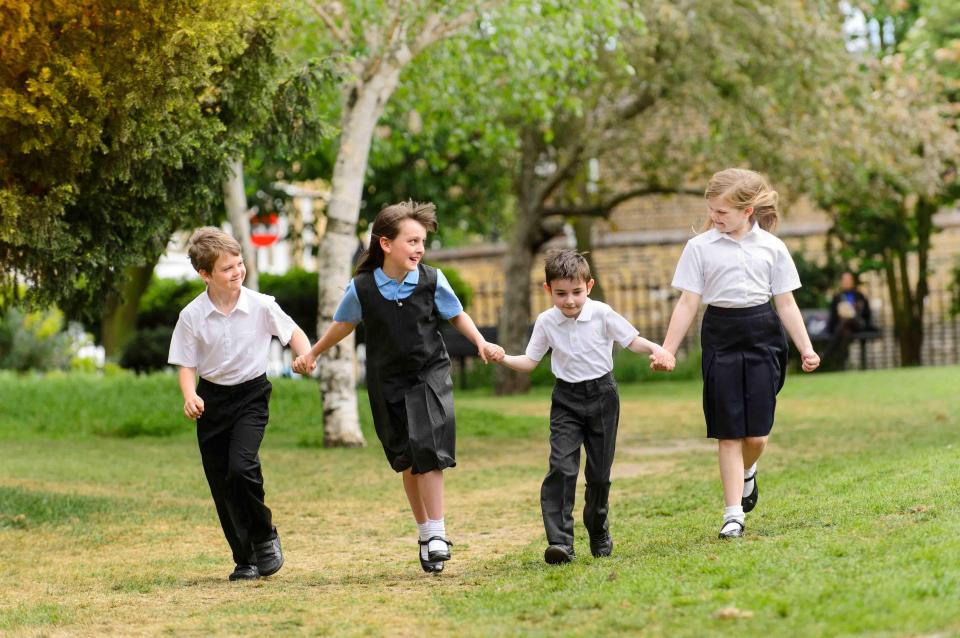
[657,168,820,539]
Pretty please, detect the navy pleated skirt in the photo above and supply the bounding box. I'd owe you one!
[701,304,788,439]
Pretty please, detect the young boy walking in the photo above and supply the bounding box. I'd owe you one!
[168,227,312,580]
[496,249,672,563]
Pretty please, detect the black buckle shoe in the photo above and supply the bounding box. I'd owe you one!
[425,536,453,562]
[228,564,259,581]
[589,533,614,558]
[418,540,444,573]
[718,518,745,539]
[742,471,758,513]
[254,530,284,576]
[544,544,575,564]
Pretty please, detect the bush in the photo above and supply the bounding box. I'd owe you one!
[0,306,71,372]
[119,327,174,374]
[260,269,318,340]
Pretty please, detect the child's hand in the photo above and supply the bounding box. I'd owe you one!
[293,353,317,375]
[800,349,820,372]
[184,393,204,420]
[649,346,676,372]
[482,342,505,363]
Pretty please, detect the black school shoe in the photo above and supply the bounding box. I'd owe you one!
[418,540,444,574]
[426,536,453,562]
[742,471,759,513]
[228,564,259,581]
[254,530,284,577]
[589,533,614,558]
[544,544,576,565]
[718,518,745,539]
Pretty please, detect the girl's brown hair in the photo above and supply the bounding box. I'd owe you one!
[703,168,780,232]
[355,201,438,274]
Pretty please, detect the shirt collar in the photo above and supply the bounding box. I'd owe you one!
[708,222,760,243]
[202,286,250,317]
[550,297,596,324]
[374,266,419,287]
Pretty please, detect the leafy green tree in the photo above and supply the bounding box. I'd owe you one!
[0,0,332,355]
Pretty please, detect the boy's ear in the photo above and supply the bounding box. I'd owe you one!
[586,278,595,294]
[198,269,210,283]
[543,282,552,294]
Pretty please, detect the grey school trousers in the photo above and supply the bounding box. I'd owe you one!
[541,372,620,549]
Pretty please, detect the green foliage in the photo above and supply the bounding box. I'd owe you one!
[137,278,206,330]
[119,327,174,376]
[0,0,334,321]
[260,269,319,339]
[0,306,71,372]
[791,250,845,309]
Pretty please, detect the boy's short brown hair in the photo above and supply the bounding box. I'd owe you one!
[544,249,592,286]
[187,227,242,274]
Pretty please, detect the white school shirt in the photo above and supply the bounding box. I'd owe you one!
[525,298,639,383]
[168,287,298,385]
[671,224,801,308]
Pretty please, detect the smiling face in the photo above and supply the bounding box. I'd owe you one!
[707,197,754,239]
[200,252,245,295]
[381,218,427,275]
[545,277,594,319]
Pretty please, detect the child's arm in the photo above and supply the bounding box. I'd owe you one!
[658,290,702,370]
[498,354,540,373]
[448,311,504,363]
[178,366,204,419]
[773,291,820,372]
[292,321,356,375]
[627,336,676,369]
[287,327,312,358]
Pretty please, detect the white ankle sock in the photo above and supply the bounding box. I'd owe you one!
[724,505,745,524]
[417,521,431,542]
[743,463,757,498]
[426,518,447,554]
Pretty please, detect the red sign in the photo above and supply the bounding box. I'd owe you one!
[250,212,280,247]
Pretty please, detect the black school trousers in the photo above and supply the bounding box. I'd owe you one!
[541,372,620,548]
[196,374,275,565]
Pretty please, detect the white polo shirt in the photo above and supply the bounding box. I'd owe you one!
[525,298,639,383]
[168,287,298,385]
[671,224,801,308]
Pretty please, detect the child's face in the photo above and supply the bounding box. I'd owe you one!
[381,219,427,273]
[200,252,245,294]
[707,197,754,238]
[545,277,594,319]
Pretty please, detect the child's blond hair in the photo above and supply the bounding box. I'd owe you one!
[187,227,242,274]
[704,168,780,232]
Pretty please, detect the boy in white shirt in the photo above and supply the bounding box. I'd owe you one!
[496,249,673,564]
[168,227,312,580]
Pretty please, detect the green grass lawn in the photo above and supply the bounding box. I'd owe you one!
[0,366,959,637]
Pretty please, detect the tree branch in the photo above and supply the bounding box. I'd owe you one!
[306,0,353,50]
[542,186,703,218]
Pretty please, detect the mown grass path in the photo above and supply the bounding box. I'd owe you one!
[1,367,958,636]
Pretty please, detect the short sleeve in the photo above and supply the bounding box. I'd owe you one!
[771,244,801,295]
[434,269,464,320]
[671,241,704,294]
[332,280,362,324]
[524,315,550,361]
[264,296,298,345]
[168,312,197,367]
[603,306,640,348]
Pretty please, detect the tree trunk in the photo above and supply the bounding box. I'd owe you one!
[101,260,156,360]
[573,216,604,301]
[317,70,402,447]
[222,157,258,291]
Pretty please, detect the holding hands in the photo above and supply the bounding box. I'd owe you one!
[292,353,317,376]
[649,344,676,372]
[480,341,505,363]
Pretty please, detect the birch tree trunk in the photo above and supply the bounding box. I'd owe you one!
[317,69,402,447]
[222,157,258,291]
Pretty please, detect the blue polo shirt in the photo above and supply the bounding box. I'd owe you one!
[333,267,463,324]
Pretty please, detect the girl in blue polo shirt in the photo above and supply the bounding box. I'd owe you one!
[293,201,503,573]
[657,168,820,539]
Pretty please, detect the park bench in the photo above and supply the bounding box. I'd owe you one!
[801,308,882,370]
